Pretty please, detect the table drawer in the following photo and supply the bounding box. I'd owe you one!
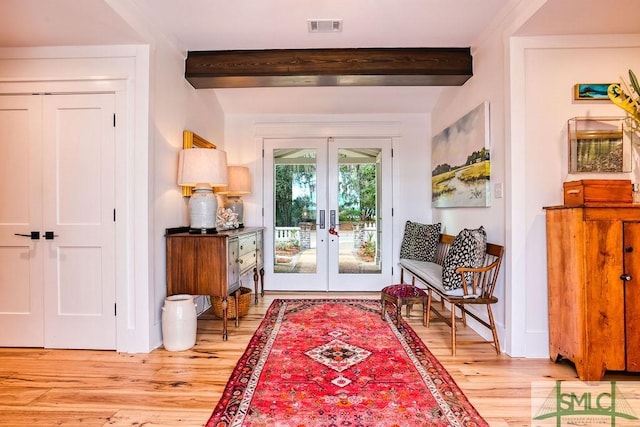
[238,251,257,274]
[238,234,257,257]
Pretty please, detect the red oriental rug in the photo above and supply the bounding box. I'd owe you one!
[206,299,488,427]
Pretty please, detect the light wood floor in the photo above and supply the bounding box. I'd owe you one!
[0,292,629,426]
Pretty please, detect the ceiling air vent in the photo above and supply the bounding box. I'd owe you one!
[308,19,342,33]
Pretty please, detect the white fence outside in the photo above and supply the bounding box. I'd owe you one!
[275,227,300,243]
[274,222,377,251]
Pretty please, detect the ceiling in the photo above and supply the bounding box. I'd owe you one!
[0,0,638,115]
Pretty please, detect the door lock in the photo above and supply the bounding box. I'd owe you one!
[620,274,632,281]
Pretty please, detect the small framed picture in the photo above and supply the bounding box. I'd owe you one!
[574,83,613,100]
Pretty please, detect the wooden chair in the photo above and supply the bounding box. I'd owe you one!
[424,242,504,355]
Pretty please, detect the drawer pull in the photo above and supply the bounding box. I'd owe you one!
[566,189,581,194]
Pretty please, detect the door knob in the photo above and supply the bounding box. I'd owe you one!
[620,274,632,281]
[14,231,40,240]
[626,246,634,253]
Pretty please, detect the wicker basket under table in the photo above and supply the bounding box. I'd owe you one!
[212,287,252,319]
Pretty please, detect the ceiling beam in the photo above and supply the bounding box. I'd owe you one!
[185,47,472,88]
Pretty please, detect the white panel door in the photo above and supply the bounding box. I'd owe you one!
[327,138,393,291]
[264,138,329,291]
[42,94,116,349]
[0,96,44,346]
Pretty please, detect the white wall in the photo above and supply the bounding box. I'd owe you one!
[510,35,640,357]
[224,113,432,280]
[432,0,640,358]
[106,0,228,351]
[147,38,225,350]
[428,3,517,353]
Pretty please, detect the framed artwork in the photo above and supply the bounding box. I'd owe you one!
[574,83,613,100]
[568,117,632,173]
[431,102,491,208]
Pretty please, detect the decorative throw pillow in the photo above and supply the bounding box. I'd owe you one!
[441,226,487,292]
[399,221,441,262]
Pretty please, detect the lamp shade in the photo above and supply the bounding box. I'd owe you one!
[218,166,251,195]
[177,148,228,187]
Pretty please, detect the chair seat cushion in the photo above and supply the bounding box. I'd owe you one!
[381,283,427,298]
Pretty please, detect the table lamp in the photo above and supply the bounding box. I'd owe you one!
[177,148,228,233]
[218,166,251,227]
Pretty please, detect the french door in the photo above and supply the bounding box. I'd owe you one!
[0,93,116,349]
[264,137,392,292]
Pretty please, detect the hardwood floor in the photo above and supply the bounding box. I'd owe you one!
[0,292,618,426]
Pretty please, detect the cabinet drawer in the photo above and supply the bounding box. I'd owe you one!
[238,234,257,257]
[238,251,257,274]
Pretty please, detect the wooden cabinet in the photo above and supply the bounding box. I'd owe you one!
[165,227,265,340]
[545,205,640,381]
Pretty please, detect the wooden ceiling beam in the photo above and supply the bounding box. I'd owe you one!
[185,47,472,88]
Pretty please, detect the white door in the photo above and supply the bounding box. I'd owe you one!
[264,137,392,292]
[0,93,116,349]
[0,96,45,346]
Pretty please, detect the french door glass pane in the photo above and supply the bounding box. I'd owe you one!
[273,148,317,274]
[337,148,382,274]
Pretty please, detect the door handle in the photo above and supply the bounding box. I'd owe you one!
[14,231,40,240]
[319,210,325,229]
[44,231,59,240]
[328,210,339,237]
[621,274,632,281]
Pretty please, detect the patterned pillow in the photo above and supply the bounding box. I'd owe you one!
[399,221,441,262]
[441,226,487,292]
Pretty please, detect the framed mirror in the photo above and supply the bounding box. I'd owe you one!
[181,130,217,197]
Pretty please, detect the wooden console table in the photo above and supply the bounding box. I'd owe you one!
[165,226,264,340]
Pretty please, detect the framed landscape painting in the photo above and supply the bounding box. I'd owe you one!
[574,83,613,100]
[431,102,491,208]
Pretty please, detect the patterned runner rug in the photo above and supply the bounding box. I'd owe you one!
[206,299,488,427]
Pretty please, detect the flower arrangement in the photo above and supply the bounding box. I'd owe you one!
[608,69,640,130]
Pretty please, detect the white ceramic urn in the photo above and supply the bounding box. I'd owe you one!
[162,294,197,351]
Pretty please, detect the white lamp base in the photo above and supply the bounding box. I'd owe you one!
[188,185,218,233]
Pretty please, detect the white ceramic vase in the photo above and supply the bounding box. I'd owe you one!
[162,294,197,351]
